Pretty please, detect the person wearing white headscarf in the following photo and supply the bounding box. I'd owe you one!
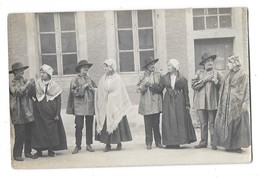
[160,59,196,149]
[95,59,132,152]
[31,64,67,159]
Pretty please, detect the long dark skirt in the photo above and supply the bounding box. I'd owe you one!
[31,96,67,151]
[95,116,132,144]
[162,92,196,146]
[213,111,251,149]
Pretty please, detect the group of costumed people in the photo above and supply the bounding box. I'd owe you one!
[9,53,250,161]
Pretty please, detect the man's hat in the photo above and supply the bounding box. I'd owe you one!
[142,57,159,69]
[9,62,29,74]
[75,60,93,73]
[199,53,217,65]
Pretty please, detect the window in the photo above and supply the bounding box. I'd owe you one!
[37,12,78,75]
[193,8,232,31]
[116,10,155,72]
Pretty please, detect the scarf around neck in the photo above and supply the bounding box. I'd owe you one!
[35,78,62,102]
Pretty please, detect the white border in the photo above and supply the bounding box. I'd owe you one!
[1,0,259,178]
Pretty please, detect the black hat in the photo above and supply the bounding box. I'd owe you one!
[142,57,159,69]
[9,62,29,74]
[199,53,217,65]
[75,60,93,73]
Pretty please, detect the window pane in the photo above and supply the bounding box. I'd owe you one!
[62,54,77,75]
[193,17,205,30]
[117,11,132,28]
[193,9,205,16]
[118,30,133,50]
[207,8,218,15]
[206,16,218,29]
[137,10,153,28]
[38,13,55,32]
[60,12,75,31]
[41,55,58,75]
[219,8,232,14]
[40,34,56,53]
[220,15,232,28]
[61,32,77,53]
[119,52,134,72]
[140,50,154,71]
[138,29,154,49]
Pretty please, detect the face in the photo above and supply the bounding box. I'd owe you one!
[226,61,235,70]
[80,65,89,76]
[203,58,214,70]
[13,68,24,78]
[167,63,177,73]
[146,62,156,72]
[104,64,111,73]
[40,71,50,81]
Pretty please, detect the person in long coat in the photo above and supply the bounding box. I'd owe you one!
[31,64,67,159]
[213,55,251,153]
[9,62,35,161]
[95,58,132,152]
[67,60,97,154]
[137,57,163,150]
[192,53,222,150]
[160,59,196,149]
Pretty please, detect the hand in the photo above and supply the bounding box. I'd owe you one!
[204,75,214,82]
[211,78,218,84]
[54,116,60,120]
[83,83,89,89]
[186,106,190,112]
[145,81,151,87]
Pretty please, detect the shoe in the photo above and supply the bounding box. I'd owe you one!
[146,144,152,150]
[236,148,243,153]
[48,150,56,157]
[72,146,81,154]
[156,144,164,149]
[116,143,122,151]
[14,157,24,161]
[86,144,95,152]
[104,144,111,152]
[24,153,34,158]
[172,145,180,149]
[194,144,207,149]
[211,146,217,150]
[226,148,243,153]
[32,151,42,159]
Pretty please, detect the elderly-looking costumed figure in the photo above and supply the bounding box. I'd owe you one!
[213,55,251,153]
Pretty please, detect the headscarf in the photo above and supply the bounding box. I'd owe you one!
[35,64,62,101]
[167,58,180,71]
[104,58,117,71]
[227,55,241,68]
[40,64,54,77]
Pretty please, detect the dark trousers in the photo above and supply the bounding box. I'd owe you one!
[13,122,33,158]
[144,113,162,146]
[197,110,217,146]
[75,115,94,147]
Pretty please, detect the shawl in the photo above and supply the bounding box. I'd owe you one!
[35,78,62,102]
[95,73,132,134]
[214,69,249,141]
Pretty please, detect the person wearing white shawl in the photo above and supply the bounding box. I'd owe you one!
[31,64,67,159]
[95,58,132,152]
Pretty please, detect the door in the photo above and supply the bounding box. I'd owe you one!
[194,37,234,71]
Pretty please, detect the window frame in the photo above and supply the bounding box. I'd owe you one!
[192,8,232,31]
[115,10,157,74]
[36,12,79,77]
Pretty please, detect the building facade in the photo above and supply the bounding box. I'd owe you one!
[8,8,249,111]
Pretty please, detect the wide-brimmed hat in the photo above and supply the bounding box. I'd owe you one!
[199,53,217,65]
[9,62,29,74]
[142,57,159,69]
[75,60,93,73]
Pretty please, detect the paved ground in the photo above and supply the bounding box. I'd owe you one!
[11,107,252,169]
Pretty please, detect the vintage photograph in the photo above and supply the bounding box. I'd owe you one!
[8,7,251,169]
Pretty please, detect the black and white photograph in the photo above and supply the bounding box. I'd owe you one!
[1,0,260,177]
